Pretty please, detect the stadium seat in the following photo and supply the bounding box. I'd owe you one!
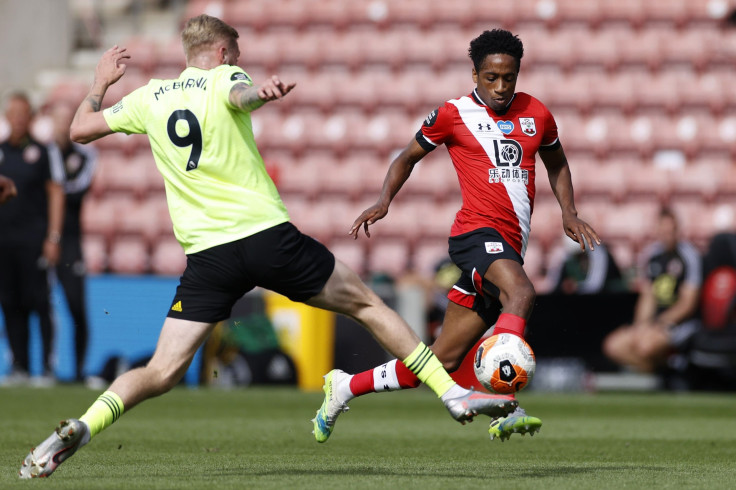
[621,159,673,203]
[384,0,434,30]
[375,197,426,244]
[120,36,159,76]
[82,234,108,274]
[643,0,689,27]
[46,79,89,108]
[608,240,637,273]
[81,195,132,241]
[598,0,646,28]
[107,236,149,274]
[553,0,606,28]
[157,37,187,73]
[329,238,367,277]
[413,241,451,279]
[96,151,150,198]
[421,198,462,241]
[569,29,621,73]
[184,0,225,21]
[116,198,161,243]
[635,72,680,115]
[522,241,545,286]
[366,238,411,278]
[574,158,628,203]
[616,29,664,72]
[530,199,564,250]
[402,152,459,201]
[598,202,659,246]
[150,236,187,276]
[670,161,722,203]
[223,1,268,31]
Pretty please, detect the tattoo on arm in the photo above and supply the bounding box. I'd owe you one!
[229,83,265,112]
[86,94,102,112]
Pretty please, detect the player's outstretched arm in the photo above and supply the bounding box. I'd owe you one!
[70,45,129,144]
[228,75,296,113]
[349,139,428,239]
[0,174,17,204]
[540,145,600,251]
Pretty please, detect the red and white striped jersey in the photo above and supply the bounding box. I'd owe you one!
[416,90,559,257]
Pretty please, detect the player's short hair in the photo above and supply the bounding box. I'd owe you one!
[181,14,239,60]
[468,29,524,72]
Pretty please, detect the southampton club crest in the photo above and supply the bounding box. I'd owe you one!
[519,117,536,136]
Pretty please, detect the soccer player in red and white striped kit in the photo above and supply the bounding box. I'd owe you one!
[313,29,600,442]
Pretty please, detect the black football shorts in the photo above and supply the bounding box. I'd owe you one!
[447,227,523,325]
[167,222,335,323]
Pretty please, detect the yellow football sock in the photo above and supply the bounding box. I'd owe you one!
[402,342,455,398]
[79,391,125,438]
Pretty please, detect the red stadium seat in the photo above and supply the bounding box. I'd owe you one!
[150,237,187,276]
[421,198,462,241]
[570,29,621,73]
[643,0,689,27]
[96,151,150,198]
[121,36,159,76]
[108,236,149,274]
[413,241,451,279]
[608,241,637,273]
[553,0,605,29]
[329,238,367,277]
[522,241,545,285]
[598,0,646,28]
[621,159,674,203]
[670,161,724,203]
[81,195,132,241]
[402,151,459,201]
[116,198,161,243]
[82,234,108,274]
[367,239,411,278]
[597,202,659,246]
[530,199,564,250]
[617,29,664,72]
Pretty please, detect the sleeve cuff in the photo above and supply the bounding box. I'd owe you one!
[415,130,437,152]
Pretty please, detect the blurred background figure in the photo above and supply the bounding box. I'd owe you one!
[547,235,626,295]
[51,102,97,382]
[0,92,65,386]
[0,174,17,204]
[602,208,701,374]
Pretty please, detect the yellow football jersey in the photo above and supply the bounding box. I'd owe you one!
[104,64,289,254]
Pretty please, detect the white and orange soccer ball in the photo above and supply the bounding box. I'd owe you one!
[473,333,536,394]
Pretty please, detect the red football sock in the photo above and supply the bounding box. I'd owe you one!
[348,360,421,397]
[493,313,527,338]
[348,370,375,397]
[395,360,421,389]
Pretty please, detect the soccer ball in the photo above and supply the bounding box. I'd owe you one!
[473,333,536,394]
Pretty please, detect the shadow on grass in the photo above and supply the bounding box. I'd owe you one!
[206,463,667,479]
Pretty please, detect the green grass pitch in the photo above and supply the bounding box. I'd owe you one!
[2,386,735,489]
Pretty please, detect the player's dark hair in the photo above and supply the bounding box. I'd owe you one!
[468,29,524,72]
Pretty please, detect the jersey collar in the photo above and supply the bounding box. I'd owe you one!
[471,89,516,116]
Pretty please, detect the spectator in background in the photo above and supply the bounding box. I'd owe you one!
[0,92,65,386]
[51,102,97,382]
[547,234,626,294]
[603,208,701,373]
[0,174,18,204]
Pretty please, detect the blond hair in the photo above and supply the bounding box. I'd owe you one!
[181,14,239,60]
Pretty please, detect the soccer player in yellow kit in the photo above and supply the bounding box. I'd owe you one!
[19,15,518,479]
